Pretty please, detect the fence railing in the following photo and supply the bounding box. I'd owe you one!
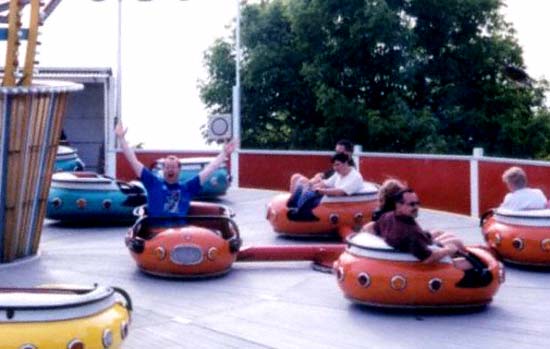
[116,148,550,217]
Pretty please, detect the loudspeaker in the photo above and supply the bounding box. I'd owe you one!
[207,114,232,141]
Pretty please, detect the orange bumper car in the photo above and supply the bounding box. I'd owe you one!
[481,208,550,266]
[266,183,378,238]
[333,233,504,308]
[125,202,241,278]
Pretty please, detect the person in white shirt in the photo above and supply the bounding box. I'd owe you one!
[286,153,364,220]
[289,139,356,193]
[500,166,547,211]
[312,152,363,196]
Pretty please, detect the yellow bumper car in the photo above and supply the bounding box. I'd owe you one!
[0,285,132,349]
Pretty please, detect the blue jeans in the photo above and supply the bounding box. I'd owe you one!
[287,185,322,221]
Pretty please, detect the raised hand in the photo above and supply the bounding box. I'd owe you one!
[223,138,239,156]
[115,121,128,139]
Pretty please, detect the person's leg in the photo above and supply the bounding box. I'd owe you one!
[290,173,309,193]
[295,191,322,220]
[287,184,304,208]
[455,252,493,288]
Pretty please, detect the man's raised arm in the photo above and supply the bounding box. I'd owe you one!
[115,121,144,178]
[199,139,237,185]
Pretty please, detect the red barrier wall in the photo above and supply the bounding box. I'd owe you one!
[479,162,550,214]
[238,152,471,215]
[360,157,471,215]
[239,153,333,191]
[116,150,218,181]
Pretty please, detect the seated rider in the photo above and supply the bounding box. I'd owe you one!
[289,139,356,194]
[115,121,237,224]
[371,178,407,222]
[362,189,492,288]
[500,166,547,211]
[287,153,364,220]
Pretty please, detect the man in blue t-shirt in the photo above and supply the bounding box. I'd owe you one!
[115,121,237,219]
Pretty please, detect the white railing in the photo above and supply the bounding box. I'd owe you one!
[119,147,550,218]
[240,147,550,218]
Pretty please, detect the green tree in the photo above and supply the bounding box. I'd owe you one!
[406,0,550,157]
[199,39,235,114]
[199,0,550,158]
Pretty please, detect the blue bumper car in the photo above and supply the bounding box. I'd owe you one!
[54,145,85,172]
[47,172,147,223]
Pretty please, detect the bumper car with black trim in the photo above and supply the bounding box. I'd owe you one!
[125,202,242,278]
[54,145,85,172]
[333,233,503,308]
[46,172,147,223]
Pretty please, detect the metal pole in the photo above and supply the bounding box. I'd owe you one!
[109,0,123,177]
[231,0,241,188]
[235,0,241,92]
[470,147,484,218]
[116,0,122,126]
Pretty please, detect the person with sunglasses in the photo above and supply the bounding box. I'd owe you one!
[362,188,492,287]
[370,178,407,222]
[370,189,460,263]
[365,189,466,258]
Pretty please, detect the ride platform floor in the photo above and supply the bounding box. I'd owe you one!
[2,188,549,349]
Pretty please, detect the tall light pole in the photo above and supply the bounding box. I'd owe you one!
[110,0,159,176]
[116,0,122,129]
[98,0,241,179]
[90,0,123,177]
[111,0,123,177]
[231,0,241,188]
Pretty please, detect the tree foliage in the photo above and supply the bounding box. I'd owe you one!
[199,0,550,158]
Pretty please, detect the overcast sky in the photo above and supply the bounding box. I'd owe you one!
[40,0,236,150]
[501,0,550,81]
[30,0,550,149]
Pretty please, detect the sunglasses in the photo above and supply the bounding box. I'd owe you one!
[401,201,421,207]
